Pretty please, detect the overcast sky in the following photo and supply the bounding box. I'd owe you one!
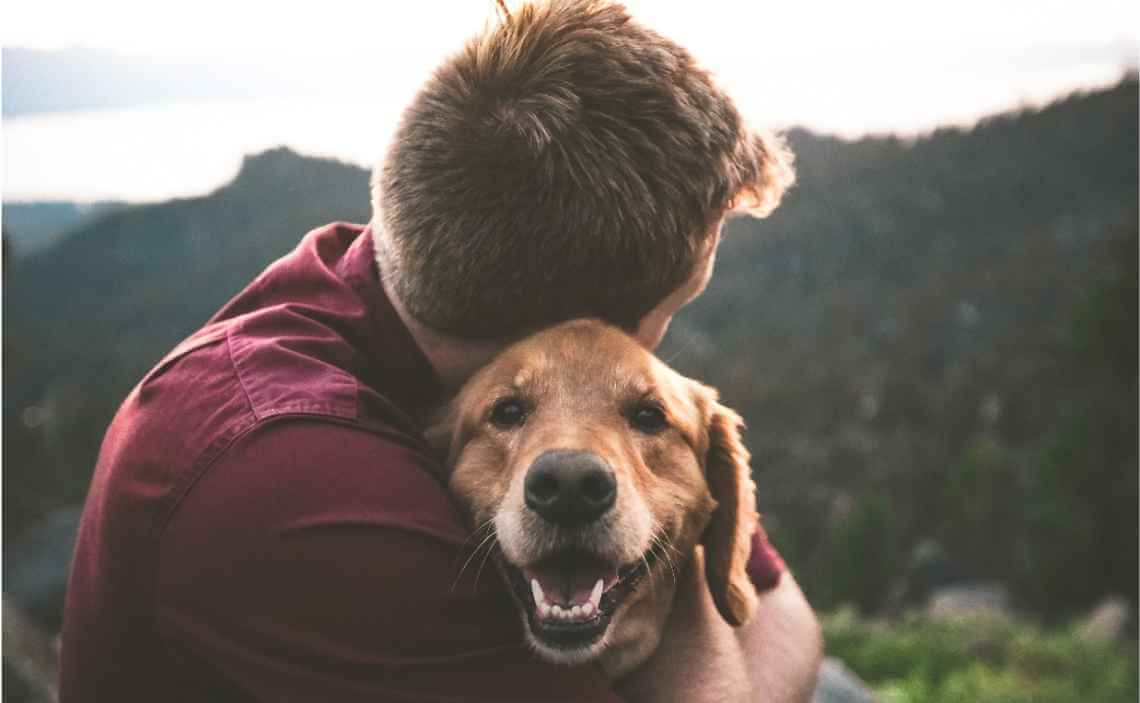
[4,0,1137,201]
[5,0,1135,126]
[5,0,1136,54]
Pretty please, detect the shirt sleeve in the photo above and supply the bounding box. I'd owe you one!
[745,525,787,592]
[155,419,621,703]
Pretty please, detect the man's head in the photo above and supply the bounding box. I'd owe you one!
[373,0,793,342]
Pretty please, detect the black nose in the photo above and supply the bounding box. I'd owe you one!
[524,450,617,527]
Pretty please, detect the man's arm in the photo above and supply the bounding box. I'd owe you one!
[617,547,822,703]
[740,572,824,702]
[155,420,620,702]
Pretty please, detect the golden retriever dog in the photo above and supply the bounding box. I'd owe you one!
[430,318,760,678]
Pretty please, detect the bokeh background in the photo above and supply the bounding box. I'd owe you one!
[3,1,1138,701]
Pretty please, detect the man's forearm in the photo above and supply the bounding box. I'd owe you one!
[738,572,823,702]
[617,549,822,702]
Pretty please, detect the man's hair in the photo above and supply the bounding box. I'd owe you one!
[372,0,794,338]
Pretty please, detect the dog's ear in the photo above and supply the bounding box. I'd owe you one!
[423,405,458,465]
[701,399,760,626]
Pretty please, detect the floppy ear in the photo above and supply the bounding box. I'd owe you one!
[701,401,760,626]
[423,412,453,458]
[423,405,460,470]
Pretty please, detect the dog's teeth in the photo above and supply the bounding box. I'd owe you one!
[590,578,604,609]
[570,605,582,618]
[530,578,545,607]
[551,604,563,617]
[582,602,594,616]
[539,603,551,618]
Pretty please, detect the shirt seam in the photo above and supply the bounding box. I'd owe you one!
[226,324,260,421]
[156,411,444,539]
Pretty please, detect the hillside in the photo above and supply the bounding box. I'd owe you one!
[2,201,127,261]
[660,78,1138,616]
[4,78,1137,625]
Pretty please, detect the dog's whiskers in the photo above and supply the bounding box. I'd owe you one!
[472,538,501,590]
[452,525,499,592]
[650,533,680,586]
[640,550,656,596]
[457,518,495,552]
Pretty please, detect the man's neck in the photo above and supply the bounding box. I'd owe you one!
[380,274,507,393]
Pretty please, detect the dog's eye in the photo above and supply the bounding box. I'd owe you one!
[490,398,527,428]
[630,403,668,433]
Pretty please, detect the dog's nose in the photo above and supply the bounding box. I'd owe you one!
[525,450,617,527]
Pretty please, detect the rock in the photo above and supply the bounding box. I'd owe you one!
[926,582,1012,621]
[890,539,956,610]
[813,657,877,703]
[1078,596,1132,641]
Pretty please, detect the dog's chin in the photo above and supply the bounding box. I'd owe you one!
[498,547,658,664]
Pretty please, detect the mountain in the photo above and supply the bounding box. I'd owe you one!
[3,201,127,261]
[4,79,1136,625]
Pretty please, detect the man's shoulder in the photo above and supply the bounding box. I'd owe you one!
[172,418,469,550]
[95,219,443,536]
[99,312,425,540]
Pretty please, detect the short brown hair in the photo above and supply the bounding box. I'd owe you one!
[372,0,793,338]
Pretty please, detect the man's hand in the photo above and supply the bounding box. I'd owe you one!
[616,548,822,702]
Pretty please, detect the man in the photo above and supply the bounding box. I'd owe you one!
[60,1,820,700]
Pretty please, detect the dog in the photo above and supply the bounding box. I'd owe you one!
[429,318,760,678]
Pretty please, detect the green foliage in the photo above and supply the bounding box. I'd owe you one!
[937,437,1024,580]
[934,221,1139,616]
[813,493,901,613]
[824,609,1139,703]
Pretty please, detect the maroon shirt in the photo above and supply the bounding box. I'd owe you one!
[60,223,784,702]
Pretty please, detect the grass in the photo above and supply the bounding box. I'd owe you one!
[822,608,1138,703]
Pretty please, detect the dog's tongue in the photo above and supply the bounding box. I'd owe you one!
[523,552,620,606]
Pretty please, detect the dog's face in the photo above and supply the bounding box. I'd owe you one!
[434,319,759,667]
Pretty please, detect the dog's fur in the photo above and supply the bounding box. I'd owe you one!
[430,319,759,678]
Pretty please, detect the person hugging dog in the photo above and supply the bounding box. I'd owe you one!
[60,1,820,700]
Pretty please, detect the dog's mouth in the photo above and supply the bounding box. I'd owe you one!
[501,548,657,651]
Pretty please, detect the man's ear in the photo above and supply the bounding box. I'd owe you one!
[701,400,760,626]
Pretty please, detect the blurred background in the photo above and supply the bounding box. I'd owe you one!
[3,1,1138,701]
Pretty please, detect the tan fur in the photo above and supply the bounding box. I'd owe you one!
[698,395,761,625]
[434,319,759,676]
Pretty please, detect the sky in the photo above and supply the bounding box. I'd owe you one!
[5,0,1136,56]
[3,0,1137,201]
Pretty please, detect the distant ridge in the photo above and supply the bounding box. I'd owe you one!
[2,201,127,260]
